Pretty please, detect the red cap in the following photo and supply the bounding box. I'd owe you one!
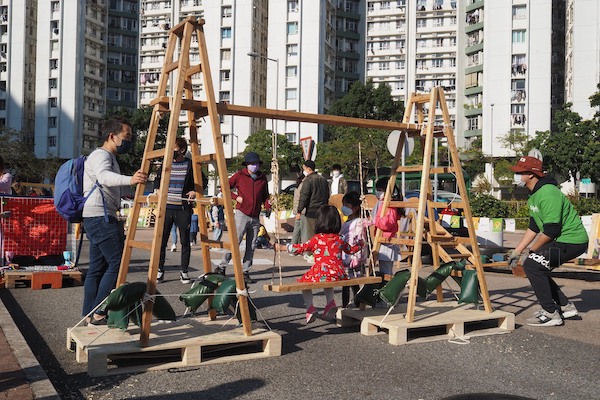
[511,156,545,177]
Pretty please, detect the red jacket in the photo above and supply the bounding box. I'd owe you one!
[228,168,270,218]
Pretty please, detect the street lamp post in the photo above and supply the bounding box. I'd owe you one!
[247,51,280,195]
[489,103,495,191]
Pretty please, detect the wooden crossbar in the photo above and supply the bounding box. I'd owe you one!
[263,276,382,293]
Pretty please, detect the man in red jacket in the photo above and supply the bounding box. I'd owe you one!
[215,152,270,284]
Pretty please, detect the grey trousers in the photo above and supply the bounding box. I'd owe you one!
[219,210,261,272]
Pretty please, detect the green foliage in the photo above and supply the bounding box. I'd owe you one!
[0,128,63,182]
[498,130,532,156]
[319,80,404,179]
[567,196,600,216]
[469,194,510,218]
[531,104,599,184]
[506,200,530,230]
[459,145,488,180]
[275,192,294,211]
[493,159,514,186]
[229,130,304,177]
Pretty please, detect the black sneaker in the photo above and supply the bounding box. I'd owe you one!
[157,270,164,283]
[243,272,255,284]
[214,265,226,275]
[180,271,191,284]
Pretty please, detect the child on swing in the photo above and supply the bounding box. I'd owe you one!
[340,191,368,308]
[371,177,403,278]
[276,204,364,324]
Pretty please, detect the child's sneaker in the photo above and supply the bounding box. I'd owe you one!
[180,272,191,284]
[157,271,164,283]
[323,300,338,319]
[526,310,563,326]
[561,302,579,319]
[170,244,177,252]
[305,305,317,324]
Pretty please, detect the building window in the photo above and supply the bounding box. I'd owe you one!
[221,28,231,39]
[433,18,443,27]
[222,6,232,18]
[288,0,298,12]
[48,117,57,128]
[219,91,230,102]
[417,19,426,28]
[512,30,526,43]
[49,98,57,108]
[49,78,58,89]
[287,44,298,57]
[48,136,57,147]
[286,66,298,77]
[51,1,60,12]
[49,59,58,70]
[467,117,479,131]
[379,62,389,71]
[395,60,405,69]
[221,49,231,60]
[0,99,5,110]
[511,79,526,90]
[220,70,230,81]
[512,5,526,20]
[286,88,297,100]
[465,73,478,88]
[432,59,443,68]
[287,22,298,35]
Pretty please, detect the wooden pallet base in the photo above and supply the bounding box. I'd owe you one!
[341,300,514,345]
[3,270,83,289]
[336,306,403,328]
[67,316,281,377]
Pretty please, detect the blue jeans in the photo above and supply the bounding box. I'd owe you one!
[219,211,260,272]
[82,216,125,317]
[170,223,178,246]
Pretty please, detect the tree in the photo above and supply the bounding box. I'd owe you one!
[319,80,404,179]
[229,130,304,177]
[0,128,62,183]
[498,130,531,156]
[530,104,598,185]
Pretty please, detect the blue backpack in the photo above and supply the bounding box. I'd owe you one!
[53,156,99,223]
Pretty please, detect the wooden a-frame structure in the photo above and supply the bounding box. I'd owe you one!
[116,17,492,346]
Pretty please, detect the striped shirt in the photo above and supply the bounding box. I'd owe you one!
[167,160,189,207]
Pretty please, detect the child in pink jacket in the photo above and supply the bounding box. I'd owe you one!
[371,177,402,276]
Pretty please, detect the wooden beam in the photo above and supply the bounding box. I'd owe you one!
[263,276,382,293]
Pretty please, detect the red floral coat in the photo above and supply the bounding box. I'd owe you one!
[290,233,362,283]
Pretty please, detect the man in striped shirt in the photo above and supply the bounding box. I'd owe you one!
[155,137,196,284]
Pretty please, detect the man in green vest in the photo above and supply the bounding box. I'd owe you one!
[508,156,588,326]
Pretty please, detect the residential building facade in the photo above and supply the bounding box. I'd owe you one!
[34,0,108,159]
[0,0,37,147]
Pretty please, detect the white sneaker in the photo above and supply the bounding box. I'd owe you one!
[180,272,191,284]
[526,310,563,327]
[561,302,579,319]
[157,271,164,283]
[170,244,177,252]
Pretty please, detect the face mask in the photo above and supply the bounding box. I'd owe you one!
[376,190,385,200]
[513,173,526,187]
[341,206,353,216]
[332,171,340,178]
[302,170,309,177]
[117,138,132,154]
[247,164,259,173]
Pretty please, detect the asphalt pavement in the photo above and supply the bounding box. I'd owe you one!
[1,229,599,400]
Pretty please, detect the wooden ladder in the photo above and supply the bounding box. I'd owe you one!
[115,17,252,346]
[370,87,492,323]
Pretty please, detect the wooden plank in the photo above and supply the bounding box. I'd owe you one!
[359,301,514,346]
[68,316,281,377]
[127,240,154,251]
[150,96,421,131]
[263,276,382,293]
[4,270,83,289]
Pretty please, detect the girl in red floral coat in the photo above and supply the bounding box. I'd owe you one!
[276,205,363,323]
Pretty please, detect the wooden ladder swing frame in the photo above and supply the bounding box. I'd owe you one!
[115,18,492,347]
[370,88,492,323]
